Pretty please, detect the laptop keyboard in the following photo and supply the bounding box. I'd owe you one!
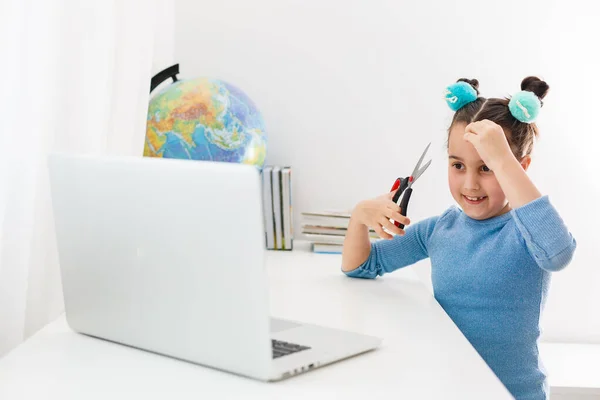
[272,339,311,359]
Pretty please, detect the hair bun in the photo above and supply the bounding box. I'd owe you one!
[457,78,480,95]
[521,76,549,100]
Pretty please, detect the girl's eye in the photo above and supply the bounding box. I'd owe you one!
[452,163,464,170]
[481,165,491,172]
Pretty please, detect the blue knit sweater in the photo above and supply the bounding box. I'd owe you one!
[343,195,576,399]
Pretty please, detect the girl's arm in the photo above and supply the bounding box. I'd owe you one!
[495,157,576,272]
[493,155,541,209]
[486,153,576,271]
[341,215,374,272]
[510,195,577,272]
[342,212,442,279]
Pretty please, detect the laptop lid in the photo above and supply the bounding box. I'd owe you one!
[48,153,272,380]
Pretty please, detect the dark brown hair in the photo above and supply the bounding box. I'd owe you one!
[448,77,550,159]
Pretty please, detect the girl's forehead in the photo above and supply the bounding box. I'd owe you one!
[448,124,482,161]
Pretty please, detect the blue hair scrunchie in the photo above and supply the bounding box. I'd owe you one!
[508,91,541,123]
[444,81,478,111]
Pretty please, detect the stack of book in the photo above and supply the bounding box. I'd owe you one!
[261,165,293,250]
[300,210,379,254]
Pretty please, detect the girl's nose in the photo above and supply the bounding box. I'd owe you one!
[463,172,480,191]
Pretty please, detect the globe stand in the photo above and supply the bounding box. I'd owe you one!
[150,64,180,93]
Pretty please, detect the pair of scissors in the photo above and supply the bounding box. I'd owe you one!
[389,142,432,229]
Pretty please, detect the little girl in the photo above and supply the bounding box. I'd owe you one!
[341,77,577,400]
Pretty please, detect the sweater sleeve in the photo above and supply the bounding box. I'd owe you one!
[342,211,444,279]
[510,195,577,272]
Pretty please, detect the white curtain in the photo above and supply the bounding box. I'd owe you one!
[0,0,174,357]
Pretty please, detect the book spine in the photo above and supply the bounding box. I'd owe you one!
[312,243,344,254]
[261,166,275,249]
[300,216,351,229]
[281,167,293,250]
[271,166,283,250]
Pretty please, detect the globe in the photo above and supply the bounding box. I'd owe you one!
[144,77,267,169]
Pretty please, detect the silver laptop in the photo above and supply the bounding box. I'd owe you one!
[47,153,381,381]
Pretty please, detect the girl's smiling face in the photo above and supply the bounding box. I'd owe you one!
[447,122,511,220]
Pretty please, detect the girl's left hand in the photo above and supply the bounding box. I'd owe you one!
[463,120,515,171]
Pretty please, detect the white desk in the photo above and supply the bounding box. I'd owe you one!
[0,242,512,399]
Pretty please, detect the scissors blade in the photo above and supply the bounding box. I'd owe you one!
[409,142,431,179]
[412,159,431,183]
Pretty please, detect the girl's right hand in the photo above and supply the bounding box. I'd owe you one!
[352,189,411,240]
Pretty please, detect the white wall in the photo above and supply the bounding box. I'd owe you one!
[174,0,600,342]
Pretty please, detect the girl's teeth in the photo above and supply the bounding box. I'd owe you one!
[466,196,484,201]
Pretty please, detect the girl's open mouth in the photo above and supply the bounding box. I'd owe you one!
[463,195,487,205]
